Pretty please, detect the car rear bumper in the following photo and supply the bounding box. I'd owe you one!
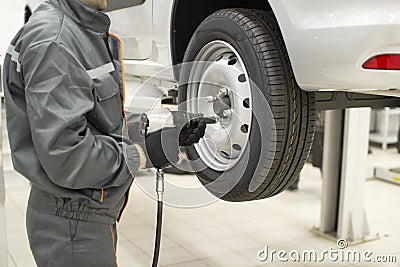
[271,0,400,92]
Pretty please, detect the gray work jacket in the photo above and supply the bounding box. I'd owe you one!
[3,0,147,223]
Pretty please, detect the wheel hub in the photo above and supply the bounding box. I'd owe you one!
[213,93,231,119]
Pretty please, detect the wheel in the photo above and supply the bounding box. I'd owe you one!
[178,9,316,201]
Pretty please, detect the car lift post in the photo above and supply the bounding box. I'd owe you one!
[317,108,373,243]
[0,99,8,267]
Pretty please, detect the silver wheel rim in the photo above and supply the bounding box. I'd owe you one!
[187,41,252,171]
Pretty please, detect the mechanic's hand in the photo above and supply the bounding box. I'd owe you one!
[178,120,206,146]
[144,109,211,168]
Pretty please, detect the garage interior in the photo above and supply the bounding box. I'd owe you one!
[1,1,400,267]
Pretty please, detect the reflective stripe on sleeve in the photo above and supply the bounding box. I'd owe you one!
[86,62,115,79]
[7,44,21,72]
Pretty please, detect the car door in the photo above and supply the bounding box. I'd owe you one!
[107,0,152,60]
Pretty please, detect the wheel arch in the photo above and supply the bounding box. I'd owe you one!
[24,5,32,23]
[171,0,274,78]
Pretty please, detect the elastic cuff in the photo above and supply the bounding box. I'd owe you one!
[133,144,147,169]
[124,144,142,175]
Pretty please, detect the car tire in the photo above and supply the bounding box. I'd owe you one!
[178,9,316,201]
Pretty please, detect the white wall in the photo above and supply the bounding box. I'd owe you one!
[0,0,25,56]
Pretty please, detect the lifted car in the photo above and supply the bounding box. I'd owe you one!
[24,0,400,201]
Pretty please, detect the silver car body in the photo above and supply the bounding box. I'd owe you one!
[24,0,400,95]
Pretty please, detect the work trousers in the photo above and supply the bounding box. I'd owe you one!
[26,204,118,267]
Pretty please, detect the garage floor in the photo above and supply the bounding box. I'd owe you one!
[3,130,400,266]
[5,157,400,266]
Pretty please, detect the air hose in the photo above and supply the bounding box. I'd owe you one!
[152,169,165,267]
[150,115,217,266]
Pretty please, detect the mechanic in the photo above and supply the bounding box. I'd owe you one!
[2,0,207,266]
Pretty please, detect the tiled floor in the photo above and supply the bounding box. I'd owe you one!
[4,150,400,267]
[3,129,400,267]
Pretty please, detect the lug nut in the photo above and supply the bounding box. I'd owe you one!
[206,96,216,103]
[223,109,232,117]
[218,88,229,97]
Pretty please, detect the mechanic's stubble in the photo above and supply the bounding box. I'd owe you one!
[80,0,108,11]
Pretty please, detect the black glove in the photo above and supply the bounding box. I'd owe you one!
[179,120,206,146]
[145,119,208,168]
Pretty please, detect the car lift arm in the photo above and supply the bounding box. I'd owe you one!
[316,91,400,111]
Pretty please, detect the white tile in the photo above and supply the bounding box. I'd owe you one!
[116,240,152,267]
[158,246,197,266]
[117,217,150,235]
[131,235,179,255]
[13,255,36,267]
[6,231,29,247]
[6,188,30,204]
[164,259,211,267]
[5,219,26,234]
[200,223,237,240]
[384,236,400,254]
[163,219,200,239]
[133,211,159,226]
[117,240,148,258]
[237,246,270,266]
[204,252,255,267]
[217,235,261,252]
[301,259,352,267]
[121,222,155,241]
[7,255,17,267]
[248,227,300,247]
[184,239,231,258]
[352,237,400,256]
[167,229,209,243]
[299,236,338,251]
[4,171,30,191]
[116,252,151,267]
[8,259,16,267]
[266,262,308,267]
[352,263,398,267]
[230,219,278,236]
[7,242,32,258]
[263,239,314,255]
[160,236,181,250]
